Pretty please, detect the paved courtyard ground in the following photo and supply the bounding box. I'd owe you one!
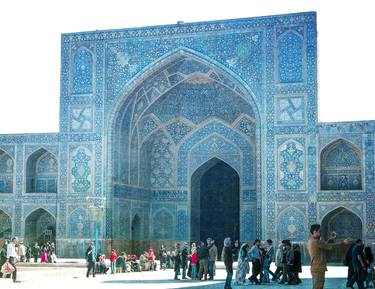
[0,263,351,289]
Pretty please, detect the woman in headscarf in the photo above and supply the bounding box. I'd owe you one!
[235,243,250,285]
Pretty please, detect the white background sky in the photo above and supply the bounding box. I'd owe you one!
[0,0,374,134]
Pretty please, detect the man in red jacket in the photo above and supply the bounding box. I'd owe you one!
[110,249,117,274]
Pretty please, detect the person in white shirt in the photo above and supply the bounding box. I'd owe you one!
[18,242,26,262]
[6,237,20,283]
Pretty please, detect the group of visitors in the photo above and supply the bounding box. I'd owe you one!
[172,238,218,281]
[0,237,58,282]
[234,238,302,286]
[30,241,57,263]
[85,243,160,277]
[344,238,374,289]
[0,237,20,282]
[1,239,57,264]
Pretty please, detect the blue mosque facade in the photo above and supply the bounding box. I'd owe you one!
[0,11,374,257]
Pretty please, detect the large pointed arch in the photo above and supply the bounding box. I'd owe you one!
[107,47,262,242]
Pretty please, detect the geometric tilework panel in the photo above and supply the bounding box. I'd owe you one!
[70,146,93,193]
[278,30,304,83]
[276,96,305,125]
[277,207,306,241]
[152,209,174,240]
[0,150,13,193]
[0,210,12,238]
[71,48,93,95]
[144,81,254,125]
[241,208,256,241]
[278,140,305,191]
[69,208,90,239]
[26,149,57,193]
[190,134,241,176]
[176,209,188,240]
[140,129,174,189]
[320,139,362,190]
[70,106,93,132]
[165,120,193,145]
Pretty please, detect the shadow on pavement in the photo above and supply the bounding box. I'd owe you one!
[102,278,347,289]
[102,279,225,284]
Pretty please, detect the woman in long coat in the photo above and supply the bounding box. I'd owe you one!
[235,243,250,285]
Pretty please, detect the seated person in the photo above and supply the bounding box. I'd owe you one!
[130,254,140,272]
[139,252,150,271]
[99,254,109,274]
[147,248,157,271]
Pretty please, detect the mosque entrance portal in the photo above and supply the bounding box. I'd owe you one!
[191,158,240,249]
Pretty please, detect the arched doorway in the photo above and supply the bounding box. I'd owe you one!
[191,158,240,247]
[24,208,56,246]
[131,214,142,255]
[321,207,362,262]
[0,210,12,241]
[321,207,362,241]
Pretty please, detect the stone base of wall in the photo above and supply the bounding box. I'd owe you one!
[56,238,106,258]
[107,239,187,257]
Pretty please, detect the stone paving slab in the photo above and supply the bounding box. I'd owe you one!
[0,266,350,289]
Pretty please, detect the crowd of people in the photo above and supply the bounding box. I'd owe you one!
[83,226,375,289]
[1,224,375,289]
[0,238,58,282]
[235,238,302,286]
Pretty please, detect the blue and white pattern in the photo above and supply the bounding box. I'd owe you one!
[70,147,92,193]
[278,139,305,191]
[0,12,374,257]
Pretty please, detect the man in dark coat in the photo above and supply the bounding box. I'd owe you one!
[174,243,182,280]
[345,242,356,287]
[197,241,209,280]
[181,242,189,279]
[85,242,96,277]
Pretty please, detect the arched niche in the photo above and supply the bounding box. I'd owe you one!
[321,207,362,241]
[320,139,362,191]
[0,150,14,193]
[24,208,56,245]
[26,149,58,193]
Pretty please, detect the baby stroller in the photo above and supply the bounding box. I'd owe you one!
[130,255,140,272]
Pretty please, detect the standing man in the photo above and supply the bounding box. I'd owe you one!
[174,243,182,280]
[307,224,349,289]
[248,239,261,284]
[197,241,209,281]
[181,242,189,279]
[208,239,218,280]
[85,242,96,278]
[349,239,367,289]
[6,237,20,283]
